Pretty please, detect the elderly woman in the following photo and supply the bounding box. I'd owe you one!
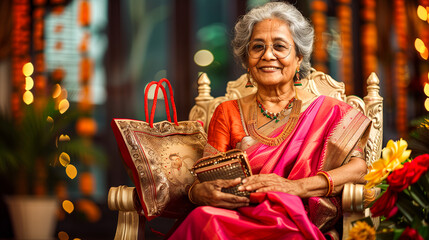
[170,2,370,239]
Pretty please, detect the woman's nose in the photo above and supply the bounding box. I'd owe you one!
[261,45,277,60]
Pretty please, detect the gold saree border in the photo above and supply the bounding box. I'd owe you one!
[321,108,371,171]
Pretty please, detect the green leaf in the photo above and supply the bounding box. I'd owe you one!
[396,192,424,224]
[393,228,405,240]
[409,184,429,209]
[417,225,429,239]
[417,172,429,197]
[378,183,390,190]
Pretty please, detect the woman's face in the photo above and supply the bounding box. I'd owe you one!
[248,18,302,88]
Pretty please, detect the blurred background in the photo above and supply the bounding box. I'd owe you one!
[0,0,428,239]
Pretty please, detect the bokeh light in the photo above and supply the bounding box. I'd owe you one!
[53,84,62,98]
[62,200,74,214]
[23,91,34,105]
[79,172,95,195]
[415,38,426,53]
[59,134,71,142]
[58,231,69,240]
[154,69,167,81]
[194,49,214,67]
[59,99,70,114]
[417,5,428,21]
[47,116,54,123]
[425,98,429,111]
[22,62,34,77]
[144,82,166,100]
[76,117,98,137]
[421,48,429,60]
[66,164,77,179]
[59,152,70,167]
[424,82,429,97]
[25,77,34,91]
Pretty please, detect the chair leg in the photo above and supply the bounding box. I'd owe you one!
[342,212,365,240]
[114,210,146,240]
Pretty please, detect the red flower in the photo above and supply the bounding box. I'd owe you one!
[370,188,398,218]
[387,154,429,192]
[413,154,429,171]
[398,226,424,240]
[387,162,416,191]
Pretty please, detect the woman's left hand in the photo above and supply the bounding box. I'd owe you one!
[238,173,304,197]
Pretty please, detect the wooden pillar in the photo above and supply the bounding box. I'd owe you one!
[170,0,193,121]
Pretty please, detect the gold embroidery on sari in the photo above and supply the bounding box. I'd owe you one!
[322,108,371,171]
[310,197,339,231]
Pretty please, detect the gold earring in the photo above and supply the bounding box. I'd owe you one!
[246,68,254,88]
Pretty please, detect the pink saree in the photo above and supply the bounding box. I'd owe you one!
[169,96,371,240]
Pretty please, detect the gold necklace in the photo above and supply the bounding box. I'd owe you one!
[247,98,302,146]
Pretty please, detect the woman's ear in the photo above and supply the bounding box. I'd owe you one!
[297,55,303,66]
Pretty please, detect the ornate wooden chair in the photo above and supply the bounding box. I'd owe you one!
[108,69,383,240]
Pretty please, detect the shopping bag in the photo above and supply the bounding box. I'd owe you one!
[111,79,207,220]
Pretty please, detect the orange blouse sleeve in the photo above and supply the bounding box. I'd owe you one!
[207,100,246,152]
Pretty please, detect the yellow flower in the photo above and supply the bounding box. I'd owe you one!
[364,159,394,189]
[382,138,411,165]
[364,139,411,189]
[347,221,376,240]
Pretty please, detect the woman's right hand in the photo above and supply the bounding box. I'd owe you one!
[191,178,250,209]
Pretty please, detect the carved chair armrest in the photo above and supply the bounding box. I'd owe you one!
[342,183,379,212]
[108,186,145,240]
[342,183,380,240]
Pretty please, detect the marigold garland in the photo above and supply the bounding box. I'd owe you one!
[336,0,354,95]
[361,0,377,90]
[394,0,409,137]
[11,0,31,118]
[311,0,328,73]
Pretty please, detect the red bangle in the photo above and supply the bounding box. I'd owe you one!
[317,171,334,197]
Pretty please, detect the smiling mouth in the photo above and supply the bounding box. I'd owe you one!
[259,67,281,71]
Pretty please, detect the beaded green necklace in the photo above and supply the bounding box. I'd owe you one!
[256,97,295,123]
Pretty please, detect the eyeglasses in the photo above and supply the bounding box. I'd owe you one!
[246,40,292,59]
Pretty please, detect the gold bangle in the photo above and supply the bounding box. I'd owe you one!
[317,171,334,197]
[188,181,198,205]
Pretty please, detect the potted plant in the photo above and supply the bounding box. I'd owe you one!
[0,95,105,239]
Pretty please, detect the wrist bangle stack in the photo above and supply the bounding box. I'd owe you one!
[188,181,197,204]
[317,171,334,197]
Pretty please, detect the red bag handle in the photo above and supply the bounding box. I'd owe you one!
[144,81,171,124]
[144,78,178,128]
[153,79,178,126]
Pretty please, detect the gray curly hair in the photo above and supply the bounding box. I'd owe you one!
[232,2,314,78]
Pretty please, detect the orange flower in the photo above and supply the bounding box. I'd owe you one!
[347,221,376,240]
